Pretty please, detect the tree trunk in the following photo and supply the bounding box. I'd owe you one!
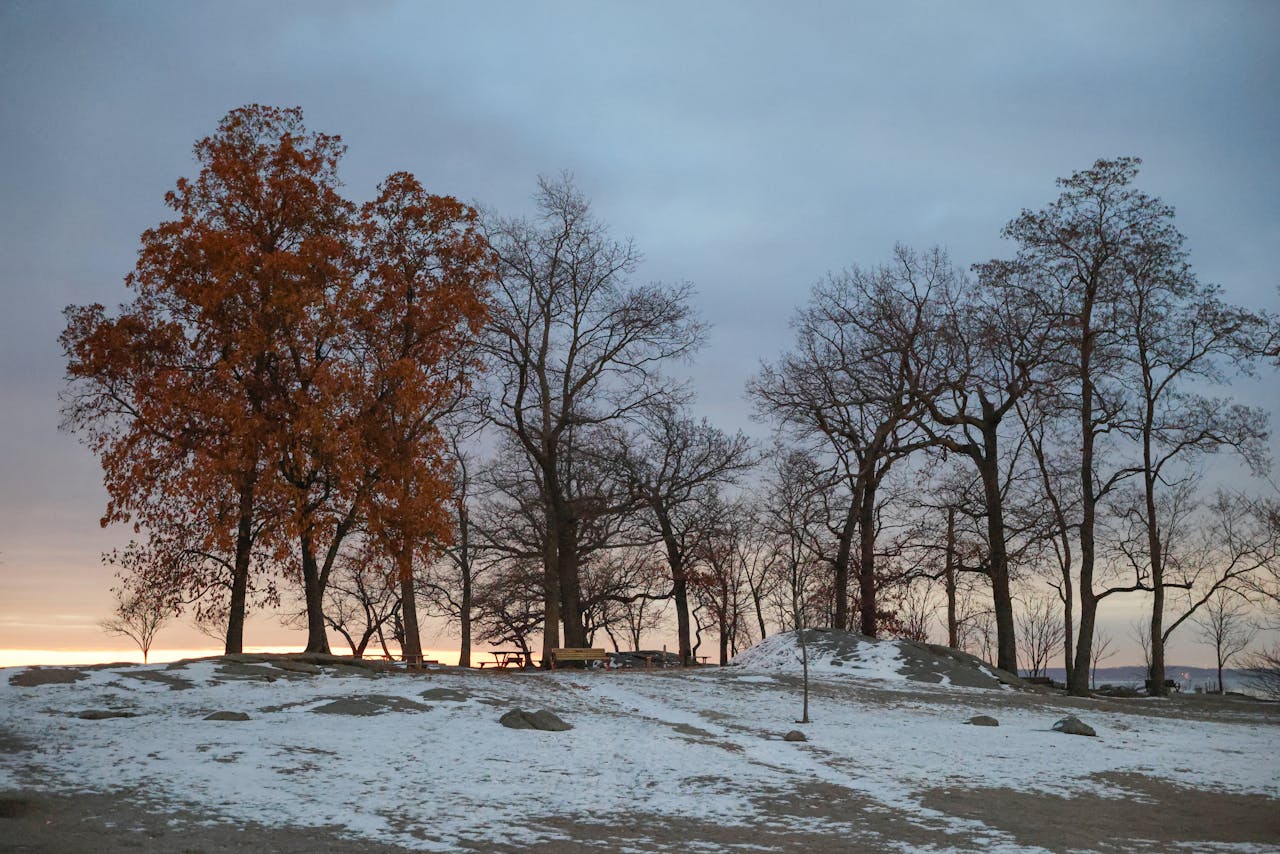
[751,585,768,642]
[224,480,255,655]
[457,499,473,668]
[832,500,858,632]
[541,502,561,666]
[557,516,587,647]
[1068,312,1098,697]
[673,575,692,665]
[299,531,331,654]
[459,565,472,668]
[945,506,958,648]
[857,479,878,637]
[656,507,693,665]
[1062,564,1075,677]
[397,542,423,663]
[1145,463,1168,696]
[977,430,1017,674]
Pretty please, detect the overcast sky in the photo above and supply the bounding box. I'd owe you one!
[1,1,1277,664]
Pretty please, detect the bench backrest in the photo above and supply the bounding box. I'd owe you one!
[550,647,608,660]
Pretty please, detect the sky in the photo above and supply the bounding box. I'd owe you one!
[1,0,1277,667]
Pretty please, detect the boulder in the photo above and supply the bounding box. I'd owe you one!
[1052,715,1097,737]
[966,715,999,727]
[499,709,572,731]
[204,711,250,721]
[783,730,807,742]
[270,660,322,675]
[420,687,471,703]
[76,710,137,720]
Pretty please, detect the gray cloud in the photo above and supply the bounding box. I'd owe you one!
[1,0,1277,656]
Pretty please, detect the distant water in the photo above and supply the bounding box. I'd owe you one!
[1040,665,1257,694]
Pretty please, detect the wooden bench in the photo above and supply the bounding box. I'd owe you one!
[548,648,609,670]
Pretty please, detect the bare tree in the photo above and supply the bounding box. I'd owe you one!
[1090,629,1116,689]
[908,251,1062,674]
[101,590,168,664]
[1193,590,1256,694]
[1129,618,1153,673]
[750,247,934,637]
[418,425,486,667]
[764,449,829,722]
[1241,646,1280,700]
[314,543,402,659]
[607,406,754,664]
[1106,206,1270,697]
[482,175,702,657]
[1017,592,1063,679]
[1001,157,1209,695]
[691,495,758,664]
[895,580,936,643]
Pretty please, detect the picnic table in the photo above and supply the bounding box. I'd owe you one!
[479,650,527,669]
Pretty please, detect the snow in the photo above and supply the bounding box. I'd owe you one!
[2,643,1277,851]
[730,629,906,681]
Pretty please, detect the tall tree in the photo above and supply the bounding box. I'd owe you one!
[483,175,702,658]
[751,247,933,636]
[908,252,1061,673]
[355,172,493,662]
[608,406,754,665]
[61,105,346,652]
[1000,158,1174,694]
[1110,227,1267,696]
[1004,156,1270,695]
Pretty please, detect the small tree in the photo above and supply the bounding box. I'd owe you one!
[1129,618,1153,673]
[101,591,167,664]
[1241,646,1280,699]
[1193,590,1256,694]
[1090,630,1116,689]
[1017,592,1063,679]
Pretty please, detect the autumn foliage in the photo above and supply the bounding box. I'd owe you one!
[62,105,493,654]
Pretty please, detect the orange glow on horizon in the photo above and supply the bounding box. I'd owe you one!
[0,646,466,669]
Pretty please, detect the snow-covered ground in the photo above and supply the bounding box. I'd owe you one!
[2,633,1277,852]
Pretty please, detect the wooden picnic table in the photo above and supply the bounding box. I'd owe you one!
[479,650,527,669]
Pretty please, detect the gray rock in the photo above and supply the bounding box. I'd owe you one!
[1052,715,1097,737]
[783,730,807,742]
[310,695,431,716]
[499,708,572,731]
[76,709,138,720]
[271,660,321,675]
[420,687,471,703]
[204,711,250,721]
[966,715,999,727]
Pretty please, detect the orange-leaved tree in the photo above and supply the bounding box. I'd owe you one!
[355,172,494,662]
[60,103,348,651]
[65,105,493,657]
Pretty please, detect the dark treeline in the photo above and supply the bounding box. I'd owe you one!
[63,107,1280,695]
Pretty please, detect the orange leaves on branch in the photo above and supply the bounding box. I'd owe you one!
[62,104,495,651]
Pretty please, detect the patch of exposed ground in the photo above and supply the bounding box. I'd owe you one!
[7,669,88,687]
[511,781,1009,852]
[919,771,1280,852]
[116,670,195,690]
[0,789,414,854]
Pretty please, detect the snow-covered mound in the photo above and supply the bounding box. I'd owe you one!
[731,628,1022,690]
